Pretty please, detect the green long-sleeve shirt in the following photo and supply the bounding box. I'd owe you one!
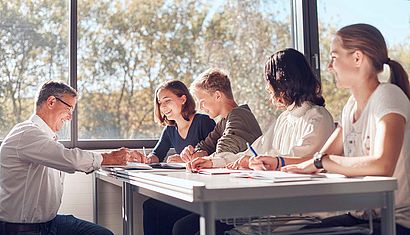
[197,104,262,155]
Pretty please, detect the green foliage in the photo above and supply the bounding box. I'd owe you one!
[75,0,293,138]
[0,0,68,136]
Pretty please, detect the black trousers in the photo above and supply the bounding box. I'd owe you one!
[143,198,191,235]
[143,198,234,235]
[173,213,234,235]
[0,215,113,235]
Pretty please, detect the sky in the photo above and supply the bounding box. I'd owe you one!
[206,0,410,45]
[318,0,410,45]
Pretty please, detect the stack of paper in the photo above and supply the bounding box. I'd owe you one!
[231,171,324,182]
[102,162,187,170]
[150,162,186,169]
[193,168,248,175]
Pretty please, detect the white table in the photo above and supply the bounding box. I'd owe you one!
[94,170,397,235]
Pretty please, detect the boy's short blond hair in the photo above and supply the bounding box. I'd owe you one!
[191,68,234,99]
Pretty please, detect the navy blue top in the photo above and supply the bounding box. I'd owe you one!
[151,114,216,161]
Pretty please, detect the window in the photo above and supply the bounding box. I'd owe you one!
[317,0,410,120]
[0,0,297,145]
[0,1,69,139]
[77,0,293,140]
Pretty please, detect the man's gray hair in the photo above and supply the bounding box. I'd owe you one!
[36,81,77,108]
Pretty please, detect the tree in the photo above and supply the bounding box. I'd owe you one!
[75,0,292,139]
[0,0,68,137]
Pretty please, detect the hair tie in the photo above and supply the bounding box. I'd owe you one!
[384,58,391,64]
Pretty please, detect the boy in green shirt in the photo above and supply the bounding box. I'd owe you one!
[179,68,262,170]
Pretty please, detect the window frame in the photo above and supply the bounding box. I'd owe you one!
[0,0,319,150]
[292,0,320,78]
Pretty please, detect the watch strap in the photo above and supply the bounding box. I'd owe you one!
[313,152,327,169]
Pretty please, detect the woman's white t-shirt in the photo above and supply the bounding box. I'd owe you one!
[341,83,410,228]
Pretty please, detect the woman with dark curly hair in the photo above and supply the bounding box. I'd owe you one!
[225,48,335,170]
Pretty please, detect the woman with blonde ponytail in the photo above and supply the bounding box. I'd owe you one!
[283,23,410,235]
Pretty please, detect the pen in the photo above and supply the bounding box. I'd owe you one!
[142,146,147,156]
[246,142,258,157]
[193,146,201,154]
[247,142,267,171]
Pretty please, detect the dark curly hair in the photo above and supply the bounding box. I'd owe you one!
[264,48,325,107]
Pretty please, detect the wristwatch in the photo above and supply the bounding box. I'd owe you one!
[313,152,328,169]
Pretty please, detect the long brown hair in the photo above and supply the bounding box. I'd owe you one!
[337,23,410,100]
[154,80,196,126]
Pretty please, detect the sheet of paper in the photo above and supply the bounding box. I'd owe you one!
[194,168,250,175]
[150,162,186,169]
[231,171,324,182]
[102,162,187,170]
[102,162,153,170]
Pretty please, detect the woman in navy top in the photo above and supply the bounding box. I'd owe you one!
[143,80,215,235]
[146,80,215,163]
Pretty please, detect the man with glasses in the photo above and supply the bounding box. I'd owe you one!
[55,96,74,114]
[0,81,131,235]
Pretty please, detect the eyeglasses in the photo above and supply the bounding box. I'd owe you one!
[55,97,74,114]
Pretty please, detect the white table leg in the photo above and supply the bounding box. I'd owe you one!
[381,191,395,235]
[200,203,215,235]
[123,182,134,235]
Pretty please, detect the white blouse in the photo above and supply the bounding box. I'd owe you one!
[210,102,335,167]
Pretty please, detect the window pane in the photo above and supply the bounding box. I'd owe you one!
[78,0,293,139]
[318,0,410,120]
[0,1,69,139]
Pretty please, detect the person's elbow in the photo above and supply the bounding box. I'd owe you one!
[374,157,397,177]
[63,158,86,173]
[379,163,396,177]
[66,148,95,172]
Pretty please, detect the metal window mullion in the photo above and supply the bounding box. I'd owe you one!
[69,0,78,148]
[305,0,320,79]
[292,0,320,79]
[292,0,304,52]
